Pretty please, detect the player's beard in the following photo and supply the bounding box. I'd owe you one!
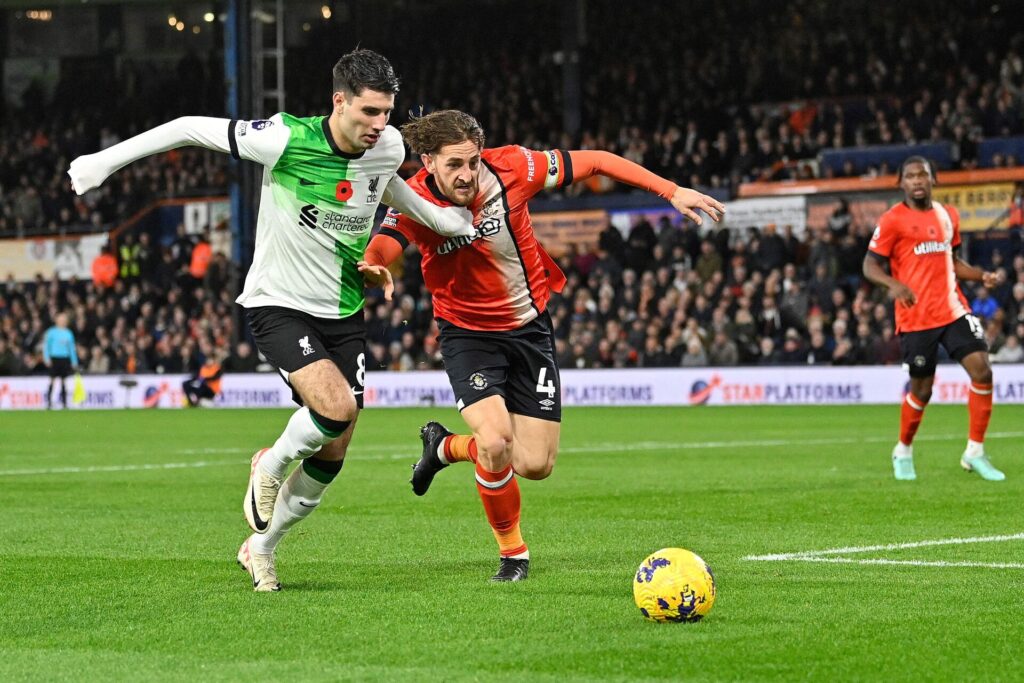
[445,179,477,207]
[908,189,931,210]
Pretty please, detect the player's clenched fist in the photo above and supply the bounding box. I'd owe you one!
[981,271,1002,289]
[67,154,110,195]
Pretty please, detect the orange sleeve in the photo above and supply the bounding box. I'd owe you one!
[567,150,678,200]
[868,213,896,258]
[365,232,405,267]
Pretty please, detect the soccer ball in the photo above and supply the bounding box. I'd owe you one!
[633,548,716,622]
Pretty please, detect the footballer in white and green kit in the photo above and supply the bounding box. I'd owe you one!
[69,49,474,592]
[233,112,410,318]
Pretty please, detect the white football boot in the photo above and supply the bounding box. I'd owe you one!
[237,536,281,592]
[244,448,281,534]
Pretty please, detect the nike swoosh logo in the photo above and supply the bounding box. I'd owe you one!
[298,501,317,508]
[249,488,269,531]
[298,178,317,186]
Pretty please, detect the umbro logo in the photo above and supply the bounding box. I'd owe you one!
[299,336,315,356]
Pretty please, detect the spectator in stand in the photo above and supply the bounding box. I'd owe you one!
[0,337,21,375]
[992,335,1024,363]
[971,286,999,322]
[171,224,195,268]
[189,233,213,283]
[91,244,118,289]
[119,233,142,283]
[806,328,832,365]
[778,328,806,364]
[223,341,261,373]
[1008,184,1024,257]
[828,199,852,236]
[708,330,739,366]
[757,224,788,272]
[757,337,780,365]
[680,337,708,367]
[695,240,722,283]
[86,345,110,374]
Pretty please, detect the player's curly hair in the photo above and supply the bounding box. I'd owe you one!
[332,49,399,96]
[400,110,486,156]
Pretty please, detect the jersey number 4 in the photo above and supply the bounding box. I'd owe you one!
[535,367,557,398]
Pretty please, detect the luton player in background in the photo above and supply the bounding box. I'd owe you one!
[863,156,1005,482]
[362,110,724,581]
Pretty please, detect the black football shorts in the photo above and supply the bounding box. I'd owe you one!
[438,311,561,422]
[899,314,988,378]
[246,306,366,409]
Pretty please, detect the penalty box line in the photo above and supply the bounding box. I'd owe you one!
[743,532,1024,570]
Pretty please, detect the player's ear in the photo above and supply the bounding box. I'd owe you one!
[421,153,435,174]
[333,90,353,116]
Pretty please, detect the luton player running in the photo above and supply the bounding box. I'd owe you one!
[362,110,724,580]
[863,156,1005,482]
[69,50,475,592]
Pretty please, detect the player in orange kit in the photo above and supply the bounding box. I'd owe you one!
[863,156,1005,482]
[361,110,724,580]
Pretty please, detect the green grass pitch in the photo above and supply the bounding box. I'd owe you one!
[2,404,1023,681]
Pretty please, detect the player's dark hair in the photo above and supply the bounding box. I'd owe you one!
[400,110,486,155]
[332,49,399,96]
[897,155,938,184]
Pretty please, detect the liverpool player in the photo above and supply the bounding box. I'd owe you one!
[863,156,1005,481]
[70,50,475,592]
[361,110,724,580]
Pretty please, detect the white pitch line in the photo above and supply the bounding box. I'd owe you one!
[744,532,1024,561]
[4,430,1024,477]
[744,533,1024,570]
[4,430,1024,461]
[770,557,1024,570]
[0,460,243,477]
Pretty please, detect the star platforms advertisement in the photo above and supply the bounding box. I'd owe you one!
[3,365,1024,410]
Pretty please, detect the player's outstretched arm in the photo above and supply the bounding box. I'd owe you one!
[68,116,271,195]
[381,176,476,239]
[567,150,725,224]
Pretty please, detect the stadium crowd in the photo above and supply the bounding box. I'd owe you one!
[297,0,1024,190]
[3,0,1024,375]
[0,55,229,237]
[363,218,1024,372]
[4,0,1024,238]
[2,214,1022,377]
[0,230,263,377]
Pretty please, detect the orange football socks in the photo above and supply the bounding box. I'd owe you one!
[474,462,527,558]
[968,382,993,443]
[443,435,478,463]
[899,393,927,446]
